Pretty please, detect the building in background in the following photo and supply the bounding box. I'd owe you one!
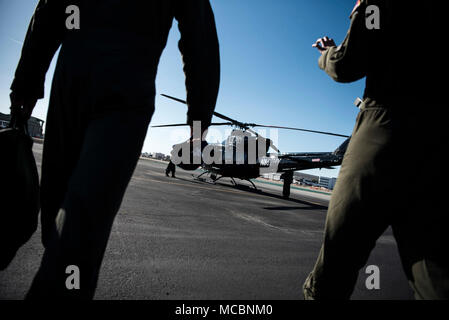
[318,176,337,190]
[262,171,337,190]
[293,172,319,184]
[148,152,166,160]
[261,173,282,181]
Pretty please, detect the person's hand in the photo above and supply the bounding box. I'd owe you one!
[10,91,37,120]
[312,36,336,54]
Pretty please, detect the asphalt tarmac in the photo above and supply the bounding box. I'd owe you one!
[0,143,414,299]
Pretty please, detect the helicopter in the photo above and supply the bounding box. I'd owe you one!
[152,94,351,198]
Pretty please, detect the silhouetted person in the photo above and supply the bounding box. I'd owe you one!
[281,171,293,199]
[10,0,219,299]
[166,160,176,178]
[304,0,448,299]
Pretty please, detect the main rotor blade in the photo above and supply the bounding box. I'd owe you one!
[151,123,188,128]
[160,94,349,138]
[252,124,350,138]
[160,94,187,105]
[152,122,232,128]
[209,122,233,126]
[212,111,242,125]
[161,94,245,128]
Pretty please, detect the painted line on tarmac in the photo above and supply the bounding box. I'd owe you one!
[229,209,294,234]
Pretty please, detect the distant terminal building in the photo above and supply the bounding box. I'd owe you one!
[141,152,170,161]
[318,176,337,190]
[262,171,337,190]
[261,173,282,181]
[0,112,45,138]
[152,152,166,160]
[293,172,319,184]
[144,152,166,160]
[262,172,322,186]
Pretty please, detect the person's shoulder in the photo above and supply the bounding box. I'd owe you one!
[350,0,363,19]
[350,0,381,19]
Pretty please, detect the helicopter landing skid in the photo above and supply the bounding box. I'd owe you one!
[228,177,260,192]
[193,172,260,192]
[247,179,259,191]
[193,171,209,182]
[193,171,219,184]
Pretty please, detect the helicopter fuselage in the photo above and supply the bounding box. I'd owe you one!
[174,131,349,182]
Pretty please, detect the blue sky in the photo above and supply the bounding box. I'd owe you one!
[0,0,364,178]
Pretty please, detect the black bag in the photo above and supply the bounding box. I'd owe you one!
[0,114,40,270]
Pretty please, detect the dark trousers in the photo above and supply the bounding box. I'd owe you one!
[27,107,152,299]
[303,106,449,300]
[166,161,176,177]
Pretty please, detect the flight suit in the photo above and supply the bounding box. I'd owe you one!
[11,0,220,299]
[281,171,293,198]
[166,161,176,177]
[303,1,448,299]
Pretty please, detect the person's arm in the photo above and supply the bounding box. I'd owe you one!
[10,0,66,119]
[313,1,368,83]
[174,0,220,130]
